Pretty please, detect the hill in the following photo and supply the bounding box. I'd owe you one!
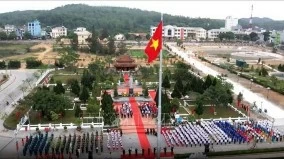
[0,4,283,34]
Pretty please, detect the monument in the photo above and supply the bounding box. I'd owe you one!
[129,75,134,96]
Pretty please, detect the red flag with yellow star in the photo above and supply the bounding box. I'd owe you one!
[144,21,162,63]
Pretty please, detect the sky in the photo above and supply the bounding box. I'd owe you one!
[0,1,283,20]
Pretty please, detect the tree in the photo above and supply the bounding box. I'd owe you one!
[53,81,65,94]
[8,60,21,69]
[243,35,250,41]
[162,74,171,91]
[105,56,113,68]
[249,32,259,41]
[146,34,151,40]
[263,31,270,42]
[117,42,128,55]
[31,90,72,120]
[100,29,109,40]
[171,98,180,112]
[23,32,32,40]
[143,87,149,97]
[79,86,90,103]
[81,69,95,90]
[0,61,6,69]
[225,32,235,41]
[195,98,204,118]
[101,91,116,125]
[113,87,118,98]
[58,47,79,68]
[261,67,268,77]
[20,85,28,96]
[67,31,78,50]
[107,37,115,55]
[218,32,226,41]
[87,98,100,113]
[171,83,182,99]
[203,75,212,90]
[175,77,183,93]
[8,31,17,40]
[70,79,80,97]
[74,105,82,118]
[0,31,7,40]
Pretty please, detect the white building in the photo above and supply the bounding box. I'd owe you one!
[4,24,16,33]
[225,16,238,31]
[74,27,92,46]
[51,26,67,38]
[150,25,206,40]
[114,33,125,41]
[207,28,230,40]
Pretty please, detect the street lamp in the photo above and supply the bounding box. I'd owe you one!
[250,79,254,89]
[237,73,241,82]
[267,87,271,99]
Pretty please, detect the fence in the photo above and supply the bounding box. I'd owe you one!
[18,121,104,131]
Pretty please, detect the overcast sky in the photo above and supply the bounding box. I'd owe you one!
[0,1,283,20]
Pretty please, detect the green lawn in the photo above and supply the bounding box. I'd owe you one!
[53,68,85,75]
[189,106,242,119]
[178,107,189,114]
[0,42,37,58]
[129,49,169,58]
[29,110,79,124]
[51,75,81,83]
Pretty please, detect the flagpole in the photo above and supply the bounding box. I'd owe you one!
[157,12,163,159]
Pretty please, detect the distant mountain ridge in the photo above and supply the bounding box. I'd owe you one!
[0,4,283,34]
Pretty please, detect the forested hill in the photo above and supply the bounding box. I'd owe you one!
[0,4,283,34]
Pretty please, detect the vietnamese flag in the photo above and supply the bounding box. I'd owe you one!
[144,21,163,63]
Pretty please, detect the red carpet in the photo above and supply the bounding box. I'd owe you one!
[149,90,156,102]
[129,97,151,150]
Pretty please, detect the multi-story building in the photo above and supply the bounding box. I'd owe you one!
[4,24,16,33]
[51,26,67,39]
[225,16,238,31]
[28,20,42,37]
[207,28,229,40]
[150,25,206,41]
[15,26,26,40]
[74,27,92,47]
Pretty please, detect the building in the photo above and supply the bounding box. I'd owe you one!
[27,20,42,37]
[113,55,137,71]
[4,24,16,33]
[51,26,67,39]
[74,27,92,47]
[150,25,206,40]
[207,28,230,40]
[15,26,26,40]
[114,33,125,41]
[225,16,238,31]
[0,27,5,32]
[270,30,284,44]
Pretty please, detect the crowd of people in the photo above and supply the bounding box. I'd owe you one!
[162,120,284,147]
[139,102,157,118]
[119,102,133,118]
[107,129,123,150]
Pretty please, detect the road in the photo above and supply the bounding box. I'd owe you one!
[167,44,284,126]
[0,69,37,130]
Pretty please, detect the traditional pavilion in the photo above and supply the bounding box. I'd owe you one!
[113,55,137,71]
